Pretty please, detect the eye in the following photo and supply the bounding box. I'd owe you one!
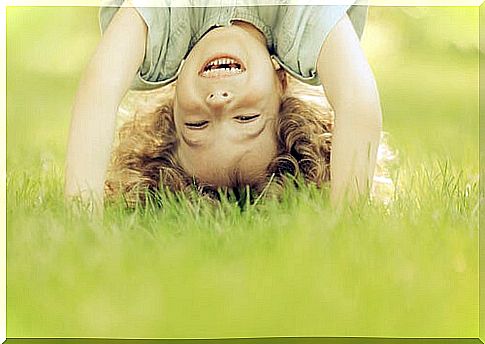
[185,120,209,129]
[234,114,260,123]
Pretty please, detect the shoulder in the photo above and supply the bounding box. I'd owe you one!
[272,4,368,86]
[100,2,197,90]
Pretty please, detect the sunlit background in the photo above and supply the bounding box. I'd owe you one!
[6,5,480,338]
[6,6,479,170]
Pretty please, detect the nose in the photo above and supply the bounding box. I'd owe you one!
[205,90,233,108]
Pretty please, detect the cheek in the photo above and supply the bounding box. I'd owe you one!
[174,63,202,113]
[172,98,184,132]
[174,83,193,111]
[173,89,198,129]
[248,74,282,104]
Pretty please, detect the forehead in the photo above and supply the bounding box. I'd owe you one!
[177,125,277,186]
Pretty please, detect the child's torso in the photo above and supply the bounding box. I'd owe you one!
[99,1,367,90]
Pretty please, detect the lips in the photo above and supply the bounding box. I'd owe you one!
[199,55,246,78]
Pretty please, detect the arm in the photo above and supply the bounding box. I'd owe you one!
[64,6,147,206]
[317,14,382,206]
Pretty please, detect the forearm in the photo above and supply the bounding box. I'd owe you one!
[64,6,147,204]
[64,73,120,202]
[330,98,382,205]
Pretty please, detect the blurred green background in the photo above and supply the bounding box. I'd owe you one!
[6,6,479,171]
[6,5,480,339]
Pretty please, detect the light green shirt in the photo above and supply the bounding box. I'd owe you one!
[99,1,367,90]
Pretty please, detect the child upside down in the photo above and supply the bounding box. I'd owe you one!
[65,2,382,208]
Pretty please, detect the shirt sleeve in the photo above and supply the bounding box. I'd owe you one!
[99,0,191,90]
[272,3,368,86]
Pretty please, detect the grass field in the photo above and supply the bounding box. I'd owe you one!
[6,6,480,338]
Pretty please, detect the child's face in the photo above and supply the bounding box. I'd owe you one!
[173,22,284,186]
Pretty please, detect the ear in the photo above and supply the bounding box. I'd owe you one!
[276,68,288,94]
[271,56,288,94]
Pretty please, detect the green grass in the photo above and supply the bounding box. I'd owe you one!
[7,159,478,338]
[6,6,480,339]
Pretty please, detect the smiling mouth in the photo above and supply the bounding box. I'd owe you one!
[199,55,246,78]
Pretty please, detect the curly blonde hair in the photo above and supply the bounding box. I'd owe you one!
[105,74,334,207]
